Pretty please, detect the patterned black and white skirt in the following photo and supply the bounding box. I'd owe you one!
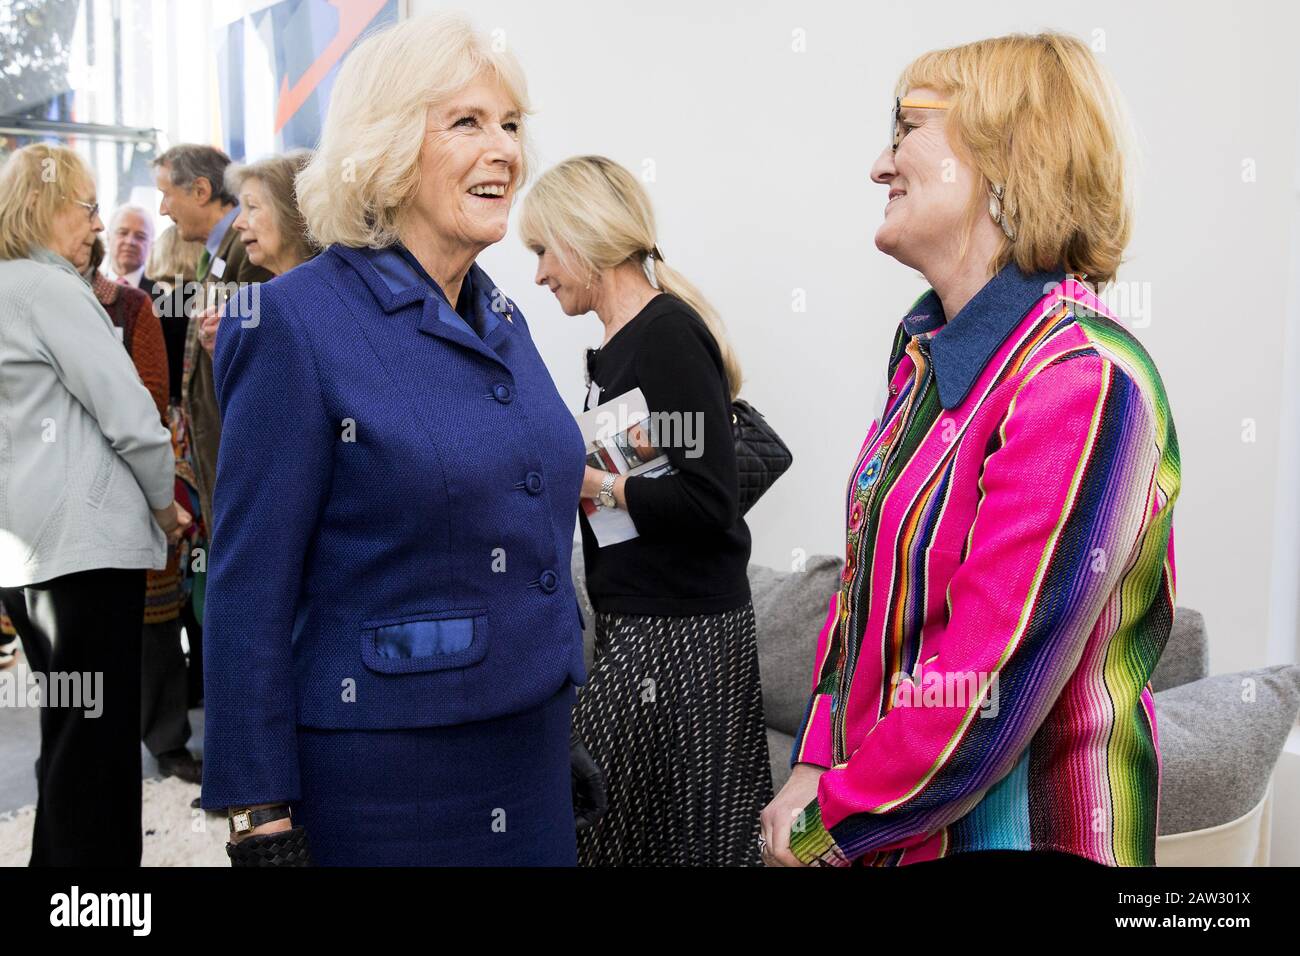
[574,602,772,867]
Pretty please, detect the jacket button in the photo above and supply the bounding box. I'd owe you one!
[493,383,513,404]
[525,472,544,495]
[539,570,558,594]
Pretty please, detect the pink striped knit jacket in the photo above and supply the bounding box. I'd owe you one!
[789,264,1179,867]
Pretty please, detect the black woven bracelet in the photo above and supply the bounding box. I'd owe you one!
[226,825,313,867]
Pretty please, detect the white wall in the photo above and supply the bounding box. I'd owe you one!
[400,0,1300,676]
[1268,91,1300,668]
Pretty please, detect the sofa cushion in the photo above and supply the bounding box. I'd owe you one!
[768,728,795,793]
[1154,787,1273,866]
[1153,664,1300,834]
[1150,607,1209,692]
[750,556,842,737]
[572,543,596,670]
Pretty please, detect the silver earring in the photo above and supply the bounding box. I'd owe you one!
[989,183,1016,241]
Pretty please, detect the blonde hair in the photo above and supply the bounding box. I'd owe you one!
[297,12,532,249]
[0,144,95,261]
[227,150,318,266]
[897,31,1136,284]
[519,156,744,400]
[146,224,205,285]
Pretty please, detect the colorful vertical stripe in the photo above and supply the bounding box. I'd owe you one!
[790,266,1179,867]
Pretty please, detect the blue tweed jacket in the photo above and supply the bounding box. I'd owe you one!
[200,244,587,809]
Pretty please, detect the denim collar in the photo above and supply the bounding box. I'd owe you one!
[897,261,1066,409]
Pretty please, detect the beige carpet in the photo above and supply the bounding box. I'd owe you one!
[0,776,229,867]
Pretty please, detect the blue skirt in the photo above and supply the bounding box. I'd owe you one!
[291,682,576,866]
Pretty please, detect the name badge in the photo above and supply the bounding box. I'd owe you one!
[210,256,226,279]
[587,381,602,410]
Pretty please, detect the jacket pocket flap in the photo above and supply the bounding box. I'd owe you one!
[360,609,489,674]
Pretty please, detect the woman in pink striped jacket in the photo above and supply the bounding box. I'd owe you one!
[760,32,1179,867]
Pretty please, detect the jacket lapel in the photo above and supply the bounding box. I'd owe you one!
[415,295,506,369]
[470,265,515,355]
[205,224,237,282]
[335,245,512,371]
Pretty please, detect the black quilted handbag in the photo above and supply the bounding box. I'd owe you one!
[731,399,792,515]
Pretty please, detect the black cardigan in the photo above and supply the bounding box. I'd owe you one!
[579,293,751,616]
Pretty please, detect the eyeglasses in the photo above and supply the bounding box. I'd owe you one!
[67,197,100,221]
[891,96,951,152]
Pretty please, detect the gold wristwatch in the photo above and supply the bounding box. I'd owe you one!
[228,804,292,837]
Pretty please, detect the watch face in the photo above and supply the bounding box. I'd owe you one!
[232,811,252,832]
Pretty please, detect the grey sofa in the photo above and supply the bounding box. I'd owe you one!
[574,547,1300,865]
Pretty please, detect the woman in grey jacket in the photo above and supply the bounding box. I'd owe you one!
[0,144,189,866]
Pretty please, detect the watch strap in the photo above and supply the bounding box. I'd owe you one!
[229,804,291,835]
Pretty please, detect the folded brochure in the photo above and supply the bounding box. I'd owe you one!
[576,387,677,547]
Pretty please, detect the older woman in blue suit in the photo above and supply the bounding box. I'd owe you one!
[201,13,595,865]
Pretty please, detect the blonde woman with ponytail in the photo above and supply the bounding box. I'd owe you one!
[520,155,771,867]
